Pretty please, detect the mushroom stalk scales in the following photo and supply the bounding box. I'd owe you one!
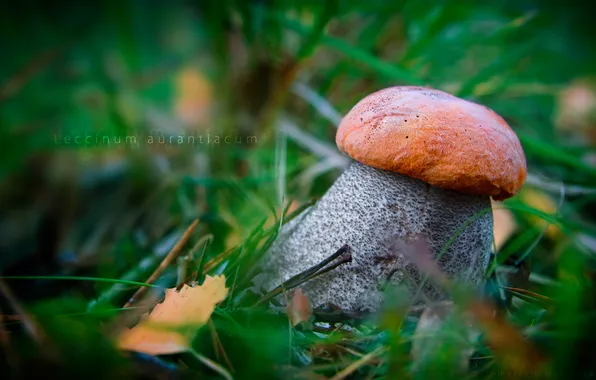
[259,160,493,311]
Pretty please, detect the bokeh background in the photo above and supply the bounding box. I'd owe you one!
[1,0,596,379]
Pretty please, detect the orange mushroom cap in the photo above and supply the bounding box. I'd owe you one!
[336,86,527,200]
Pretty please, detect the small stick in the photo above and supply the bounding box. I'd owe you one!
[254,244,351,306]
[106,289,164,339]
[202,246,237,275]
[307,256,353,279]
[124,219,199,307]
[208,319,235,373]
[329,346,388,380]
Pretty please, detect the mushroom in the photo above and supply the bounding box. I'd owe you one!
[257,86,526,311]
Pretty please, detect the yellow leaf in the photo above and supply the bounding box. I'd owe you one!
[118,274,228,355]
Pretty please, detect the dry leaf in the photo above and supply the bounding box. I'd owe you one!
[286,289,312,327]
[118,274,228,355]
[491,200,517,251]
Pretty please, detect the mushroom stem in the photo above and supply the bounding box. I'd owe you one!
[257,160,494,311]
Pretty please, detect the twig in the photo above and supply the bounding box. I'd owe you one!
[106,289,164,339]
[87,231,183,311]
[328,346,388,380]
[336,345,368,359]
[307,257,353,280]
[254,245,351,306]
[202,247,238,275]
[495,266,559,286]
[124,219,199,307]
[208,319,235,373]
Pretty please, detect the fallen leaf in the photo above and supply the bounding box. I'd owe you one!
[286,289,312,327]
[118,274,228,355]
[491,200,517,251]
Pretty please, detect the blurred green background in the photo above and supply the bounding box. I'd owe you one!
[1,0,596,379]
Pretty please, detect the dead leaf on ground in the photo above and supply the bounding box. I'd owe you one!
[118,274,228,356]
[286,289,312,327]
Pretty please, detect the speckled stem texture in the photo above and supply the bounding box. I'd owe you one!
[257,160,494,311]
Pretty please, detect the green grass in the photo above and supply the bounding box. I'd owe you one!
[1,0,596,379]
